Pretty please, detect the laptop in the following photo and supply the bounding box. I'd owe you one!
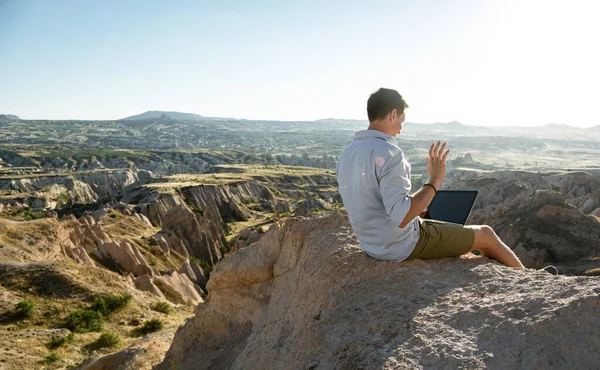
[423,190,479,225]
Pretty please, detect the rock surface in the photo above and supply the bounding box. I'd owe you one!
[77,330,175,370]
[158,212,600,370]
[445,170,600,275]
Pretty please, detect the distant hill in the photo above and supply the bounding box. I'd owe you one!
[539,123,582,131]
[430,121,470,130]
[587,125,600,132]
[120,111,204,121]
[0,114,20,121]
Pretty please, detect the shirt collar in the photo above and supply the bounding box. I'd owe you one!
[353,129,396,145]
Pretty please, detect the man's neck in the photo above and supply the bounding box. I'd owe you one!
[367,124,394,137]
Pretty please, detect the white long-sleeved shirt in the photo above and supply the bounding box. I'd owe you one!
[336,129,419,262]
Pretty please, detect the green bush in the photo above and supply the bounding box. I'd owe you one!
[48,332,74,349]
[64,309,104,333]
[12,207,46,220]
[93,332,120,349]
[137,319,163,335]
[220,240,232,255]
[197,260,213,274]
[44,352,60,364]
[90,294,132,316]
[15,300,36,319]
[151,302,172,315]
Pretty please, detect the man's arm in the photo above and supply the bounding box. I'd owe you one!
[399,141,449,228]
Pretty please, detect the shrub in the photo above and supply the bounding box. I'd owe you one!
[12,207,46,220]
[138,319,163,335]
[90,294,132,316]
[48,332,74,349]
[44,352,60,364]
[197,260,213,274]
[151,302,172,315]
[64,309,103,333]
[15,300,36,319]
[220,240,232,255]
[93,332,120,349]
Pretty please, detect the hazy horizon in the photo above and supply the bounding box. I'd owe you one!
[1,0,599,127]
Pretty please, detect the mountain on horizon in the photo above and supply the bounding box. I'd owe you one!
[120,110,204,121]
[538,123,582,130]
[0,114,20,121]
[430,121,469,130]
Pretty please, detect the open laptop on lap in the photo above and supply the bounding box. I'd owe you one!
[423,190,479,225]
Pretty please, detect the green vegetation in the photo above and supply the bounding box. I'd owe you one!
[196,259,213,274]
[151,302,172,315]
[64,309,104,333]
[48,332,74,349]
[90,294,132,316]
[44,352,60,365]
[310,207,326,215]
[184,197,204,214]
[137,319,163,335]
[331,201,344,211]
[64,293,132,333]
[93,332,121,349]
[220,239,232,255]
[10,207,46,220]
[15,300,36,319]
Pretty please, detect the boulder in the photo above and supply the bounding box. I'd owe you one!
[159,213,600,370]
[154,271,204,304]
[75,331,175,370]
[294,197,328,217]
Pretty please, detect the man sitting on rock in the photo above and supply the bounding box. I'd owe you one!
[336,88,525,268]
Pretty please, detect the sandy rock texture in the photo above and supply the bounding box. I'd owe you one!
[157,212,600,370]
[445,170,600,274]
[76,330,176,370]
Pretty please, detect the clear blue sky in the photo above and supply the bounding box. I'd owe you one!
[1,0,599,126]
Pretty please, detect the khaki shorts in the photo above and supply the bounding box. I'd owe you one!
[407,219,475,260]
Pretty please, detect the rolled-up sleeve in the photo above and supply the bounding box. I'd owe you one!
[377,151,412,227]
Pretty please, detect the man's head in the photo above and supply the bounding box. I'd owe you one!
[367,88,409,136]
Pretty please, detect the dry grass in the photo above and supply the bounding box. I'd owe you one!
[145,164,333,188]
[0,265,194,369]
[0,212,195,369]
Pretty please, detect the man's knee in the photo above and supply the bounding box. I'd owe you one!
[470,225,497,251]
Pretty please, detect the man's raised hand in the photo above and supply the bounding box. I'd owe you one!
[426,141,450,188]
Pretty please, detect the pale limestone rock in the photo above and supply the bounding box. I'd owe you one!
[536,205,584,219]
[159,213,600,370]
[154,271,204,304]
[97,240,154,277]
[76,330,175,370]
[133,274,166,300]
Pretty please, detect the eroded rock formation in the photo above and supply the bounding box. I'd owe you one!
[158,212,600,370]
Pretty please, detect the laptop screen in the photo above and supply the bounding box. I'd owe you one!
[424,190,479,225]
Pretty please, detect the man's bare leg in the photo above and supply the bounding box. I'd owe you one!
[468,225,524,268]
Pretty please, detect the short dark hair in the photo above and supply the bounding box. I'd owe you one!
[367,88,409,122]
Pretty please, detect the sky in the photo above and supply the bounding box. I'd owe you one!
[1,0,599,127]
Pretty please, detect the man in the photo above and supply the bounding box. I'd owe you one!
[336,88,524,268]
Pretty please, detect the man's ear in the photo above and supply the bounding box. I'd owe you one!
[390,109,397,121]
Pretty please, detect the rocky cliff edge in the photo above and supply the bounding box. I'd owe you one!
[157,212,600,370]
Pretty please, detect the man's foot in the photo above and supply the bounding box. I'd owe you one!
[539,265,558,275]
